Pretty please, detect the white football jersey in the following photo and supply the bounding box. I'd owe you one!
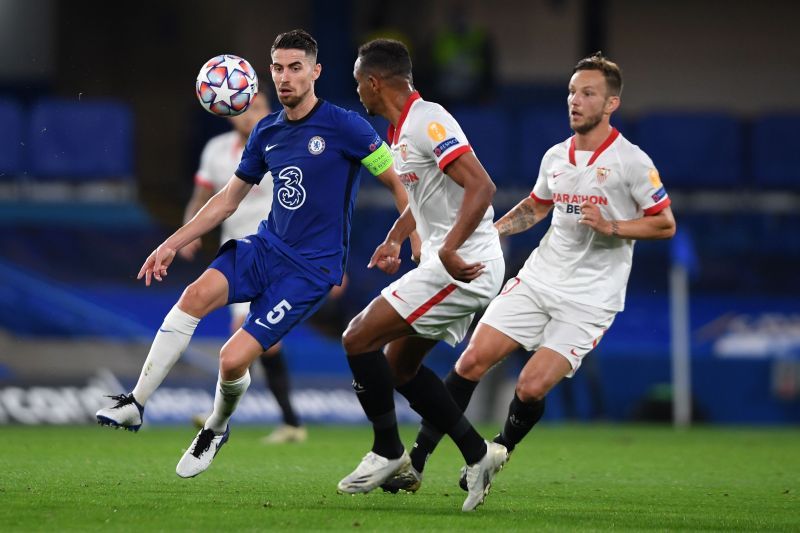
[388,92,502,264]
[195,130,272,243]
[522,128,671,311]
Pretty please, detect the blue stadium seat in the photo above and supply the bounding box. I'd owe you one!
[450,107,513,187]
[516,108,630,188]
[635,112,744,188]
[751,114,800,189]
[0,98,25,177]
[28,98,134,180]
[518,107,572,187]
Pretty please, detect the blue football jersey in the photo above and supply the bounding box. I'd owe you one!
[235,99,386,285]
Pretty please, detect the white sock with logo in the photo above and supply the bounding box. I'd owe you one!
[131,305,200,404]
[204,371,251,434]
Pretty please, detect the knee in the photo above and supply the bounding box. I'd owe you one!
[515,375,550,403]
[179,282,213,317]
[219,344,249,380]
[454,346,493,382]
[342,316,368,355]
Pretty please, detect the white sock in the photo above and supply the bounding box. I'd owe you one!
[204,371,251,434]
[131,305,200,404]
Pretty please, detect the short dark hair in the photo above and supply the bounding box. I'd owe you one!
[573,51,623,97]
[357,39,413,82]
[272,29,318,62]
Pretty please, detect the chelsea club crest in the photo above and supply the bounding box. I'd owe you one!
[308,136,326,155]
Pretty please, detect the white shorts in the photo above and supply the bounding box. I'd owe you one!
[381,256,504,346]
[480,277,616,377]
[229,301,250,319]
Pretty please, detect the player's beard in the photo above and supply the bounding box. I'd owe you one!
[571,109,604,134]
[278,86,310,109]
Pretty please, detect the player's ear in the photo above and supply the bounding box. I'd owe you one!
[605,95,620,114]
[369,74,380,92]
[312,63,322,81]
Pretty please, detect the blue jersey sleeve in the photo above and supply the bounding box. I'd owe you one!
[340,112,384,162]
[235,127,268,184]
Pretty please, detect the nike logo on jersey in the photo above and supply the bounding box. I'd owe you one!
[553,171,565,178]
[254,318,272,329]
[158,328,173,333]
[391,290,407,304]
[570,348,581,357]
[264,144,279,152]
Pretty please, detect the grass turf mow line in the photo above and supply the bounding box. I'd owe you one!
[0,425,797,531]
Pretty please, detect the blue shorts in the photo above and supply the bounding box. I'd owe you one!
[208,235,333,350]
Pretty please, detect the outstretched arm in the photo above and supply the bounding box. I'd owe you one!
[494,196,553,237]
[375,166,422,262]
[439,151,496,282]
[579,202,676,240]
[177,183,215,260]
[138,176,253,286]
[368,205,417,275]
[375,166,410,215]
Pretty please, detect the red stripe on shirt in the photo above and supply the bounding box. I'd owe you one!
[568,127,620,166]
[644,196,671,215]
[407,283,458,325]
[194,174,214,190]
[438,145,472,171]
[501,277,521,295]
[530,191,554,205]
[388,91,421,145]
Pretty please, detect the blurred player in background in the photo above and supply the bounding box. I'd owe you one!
[384,52,677,493]
[179,92,306,444]
[338,39,506,512]
[96,29,413,479]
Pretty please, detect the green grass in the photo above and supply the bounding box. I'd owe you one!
[1,424,797,531]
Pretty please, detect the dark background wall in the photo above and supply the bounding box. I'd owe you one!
[2,0,796,223]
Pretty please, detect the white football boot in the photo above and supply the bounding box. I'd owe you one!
[337,451,410,494]
[461,441,508,512]
[96,394,144,432]
[175,426,230,478]
[260,424,308,444]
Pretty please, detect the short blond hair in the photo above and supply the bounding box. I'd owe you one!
[573,52,623,97]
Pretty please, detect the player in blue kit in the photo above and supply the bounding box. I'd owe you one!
[95,29,413,478]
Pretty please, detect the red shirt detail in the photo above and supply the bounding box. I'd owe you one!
[530,191,554,205]
[194,174,214,190]
[387,91,422,145]
[568,128,620,166]
[438,144,472,171]
[644,197,671,216]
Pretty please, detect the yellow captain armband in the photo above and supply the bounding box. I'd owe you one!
[361,142,393,176]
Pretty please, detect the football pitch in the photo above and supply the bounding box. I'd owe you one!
[1,424,797,531]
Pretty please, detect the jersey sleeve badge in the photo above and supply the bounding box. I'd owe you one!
[648,168,662,188]
[427,121,447,141]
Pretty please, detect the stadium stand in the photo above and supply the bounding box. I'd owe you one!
[449,106,514,187]
[518,107,573,181]
[27,98,134,180]
[0,98,25,178]
[635,112,745,188]
[751,114,800,189]
[1,95,799,424]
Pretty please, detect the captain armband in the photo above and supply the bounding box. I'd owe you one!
[361,142,394,176]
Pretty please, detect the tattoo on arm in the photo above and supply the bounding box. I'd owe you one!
[496,201,539,237]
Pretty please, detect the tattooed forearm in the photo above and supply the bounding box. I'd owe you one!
[495,200,539,237]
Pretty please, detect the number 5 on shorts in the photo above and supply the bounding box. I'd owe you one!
[266,299,292,324]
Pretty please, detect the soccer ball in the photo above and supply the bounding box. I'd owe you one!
[195,54,258,116]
